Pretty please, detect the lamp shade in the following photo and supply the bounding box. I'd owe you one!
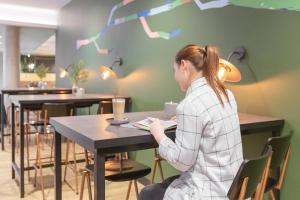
[218,59,242,83]
[99,66,117,80]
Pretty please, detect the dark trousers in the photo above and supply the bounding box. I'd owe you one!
[139,175,180,200]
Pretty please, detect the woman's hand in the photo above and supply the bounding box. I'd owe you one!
[149,118,167,144]
[170,115,177,122]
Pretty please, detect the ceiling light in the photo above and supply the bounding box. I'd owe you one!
[0,3,58,28]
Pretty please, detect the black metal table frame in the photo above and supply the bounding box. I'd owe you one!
[1,89,72,150]
[11,96,131,198]
[53,116,284,200]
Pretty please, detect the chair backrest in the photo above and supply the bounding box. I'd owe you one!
[97,98,132,114]
[73,102,94,115]
[74,102,94,109]
[262,131,292,170]
[227,146,272,200]
[42,103,74,120]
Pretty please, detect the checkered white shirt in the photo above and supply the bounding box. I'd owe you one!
[159,77,243,200]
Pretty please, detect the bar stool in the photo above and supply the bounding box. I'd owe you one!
[227,146,273,200]
[24,105,43,182]
[262,132,292,200]
[79,151,151,200]
[63,102,94,195]
[32,103,74,200]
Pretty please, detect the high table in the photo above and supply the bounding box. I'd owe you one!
[9,93,132,198]
[1,88,72,150]
[50,111,284,200]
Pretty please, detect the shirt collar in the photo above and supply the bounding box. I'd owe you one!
[186,77,207,96]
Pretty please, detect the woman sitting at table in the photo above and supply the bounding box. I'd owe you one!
[139,44,243,200]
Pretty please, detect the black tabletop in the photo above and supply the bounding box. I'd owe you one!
[9,93,131,106]
[1,87,72,94]
[50,111,284,152]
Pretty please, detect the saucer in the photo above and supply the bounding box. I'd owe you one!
[106,118,130,125]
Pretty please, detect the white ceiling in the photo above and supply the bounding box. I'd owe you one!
[0,0,71,10]
[0,0,72,28]
[0,0,72,56]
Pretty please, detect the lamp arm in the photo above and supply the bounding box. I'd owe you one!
[226,52,235,62]
[64,64,73,72]
[110,57,123,69]
[227,47,247,62]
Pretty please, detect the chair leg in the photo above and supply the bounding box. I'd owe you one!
[133,180,139,199]
[126,180,132,200]
[36,133,46,200]
[34,140,38,188]
[72,142,79,194]
[64,140,79,194]
[79,172,86,200]
[269,189,276,200]
[238,177,248,200]
[86,172,93,200]
[63,140,70,182]
[157,159,164,181]
[151,160,158,184]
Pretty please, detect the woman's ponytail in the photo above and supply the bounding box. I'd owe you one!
[204,45,229,106]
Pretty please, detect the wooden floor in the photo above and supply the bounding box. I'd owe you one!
[0,132,144,200]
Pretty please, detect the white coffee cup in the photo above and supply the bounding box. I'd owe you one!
[164,101,178,118]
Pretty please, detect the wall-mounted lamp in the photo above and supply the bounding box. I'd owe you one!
[59,65,72,78]
[218,47,247,83]
[99,57,123,80]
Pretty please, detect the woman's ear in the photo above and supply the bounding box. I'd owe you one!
[180,60,188,72]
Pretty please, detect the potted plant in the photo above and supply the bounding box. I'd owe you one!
[35,64,49,88]
[68,60,89,94]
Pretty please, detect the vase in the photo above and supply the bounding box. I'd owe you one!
[38,80,47,89]
[72,83,79,94]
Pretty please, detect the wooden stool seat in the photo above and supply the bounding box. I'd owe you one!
[27,120,48,127]
[84,160,151,182]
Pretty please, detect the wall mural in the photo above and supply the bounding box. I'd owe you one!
[76,0,300,55]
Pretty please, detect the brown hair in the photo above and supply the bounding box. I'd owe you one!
[175,44,229,105]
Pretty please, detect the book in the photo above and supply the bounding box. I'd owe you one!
[133,117,177,131]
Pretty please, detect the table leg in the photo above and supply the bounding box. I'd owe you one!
[19,106,25,198]
[11,103,15,179]
[1,93,4,150]
[94,149,105,200]
[54,131,62,200]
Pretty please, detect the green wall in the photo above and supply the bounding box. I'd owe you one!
[55,0,300,199]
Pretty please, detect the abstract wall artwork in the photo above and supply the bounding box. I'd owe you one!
[76,0,300,55]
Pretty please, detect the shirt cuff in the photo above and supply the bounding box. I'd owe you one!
[158,136,173,158]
